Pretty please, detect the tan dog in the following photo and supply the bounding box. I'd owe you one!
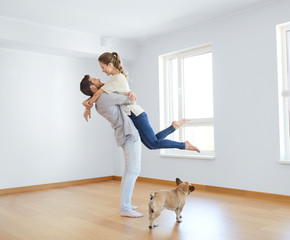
[148,178,195,229]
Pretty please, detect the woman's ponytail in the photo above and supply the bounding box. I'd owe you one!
[98,52,128,79]
[112,52,128,79]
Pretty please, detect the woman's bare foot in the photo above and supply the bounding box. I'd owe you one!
[172,119,189,130]
[185,141,200,153]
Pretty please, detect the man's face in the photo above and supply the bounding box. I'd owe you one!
[89,77,104,93]
[89,77,103,88]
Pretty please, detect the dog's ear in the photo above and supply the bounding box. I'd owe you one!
[176,178,182,185]
[189,185,195,192]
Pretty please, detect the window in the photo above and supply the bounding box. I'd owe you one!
[159,44,215,159]
[277,22,290,163]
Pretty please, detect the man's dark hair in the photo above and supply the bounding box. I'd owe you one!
[80,75,93,96]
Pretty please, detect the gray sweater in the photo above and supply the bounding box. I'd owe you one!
[95,92,139,146]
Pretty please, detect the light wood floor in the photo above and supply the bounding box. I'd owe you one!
[0,180,290,240]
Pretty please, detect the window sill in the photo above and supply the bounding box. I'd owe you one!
[160,154,215,160]
[159,149,215,160]
[279,160,290,164]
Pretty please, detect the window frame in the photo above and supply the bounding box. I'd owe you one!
[277,22,290,164]
[159,44,215,159]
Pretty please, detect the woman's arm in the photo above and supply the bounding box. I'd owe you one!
[88,89,104,105]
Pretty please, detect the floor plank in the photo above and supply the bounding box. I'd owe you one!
[0,180,290,240]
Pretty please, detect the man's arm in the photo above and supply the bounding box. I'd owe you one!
[83,108,91,122]
[82,89,104,110]
[82,91,136,122]
[126,92,137,103]
[82,98,93,109]
[105,92,136,106]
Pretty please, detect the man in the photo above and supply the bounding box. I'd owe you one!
[80,75,143,218]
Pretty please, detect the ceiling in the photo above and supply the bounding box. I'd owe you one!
[0,0,273,42]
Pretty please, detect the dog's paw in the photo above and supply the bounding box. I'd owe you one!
[153,222,159,227]
[149,222,159,229]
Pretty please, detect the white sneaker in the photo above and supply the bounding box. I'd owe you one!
[120,209,144,218]
[131,205,137,210]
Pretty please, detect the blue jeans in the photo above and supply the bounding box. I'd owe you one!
[120,137,141,211]
[129,112,185,150]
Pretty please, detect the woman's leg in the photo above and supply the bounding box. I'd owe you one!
[120,138,143,217]
[130,112,185,150]
[155,119,189,140]
[155,125,175,140]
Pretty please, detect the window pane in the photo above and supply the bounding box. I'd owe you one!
[184,125,215,151]
[169,58,179,121]
[287,31,290,89]
[169,58,180,142]
[183,53,213,119]
[286,31,290,141]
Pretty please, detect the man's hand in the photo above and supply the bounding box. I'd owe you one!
[126,91,137,103]
[83,100,93,109]
[83,108,91,121]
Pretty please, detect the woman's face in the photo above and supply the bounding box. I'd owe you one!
[99,62,113,76]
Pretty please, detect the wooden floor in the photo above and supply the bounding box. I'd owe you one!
[0,180,290,240]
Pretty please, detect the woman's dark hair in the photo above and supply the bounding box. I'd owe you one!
[80,75,93,96]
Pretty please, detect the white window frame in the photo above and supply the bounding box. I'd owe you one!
[159,44,215,159]
[277,22,290,164]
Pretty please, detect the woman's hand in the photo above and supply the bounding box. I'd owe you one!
[83,108,91,121]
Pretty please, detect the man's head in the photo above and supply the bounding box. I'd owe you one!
[80,75,104,96]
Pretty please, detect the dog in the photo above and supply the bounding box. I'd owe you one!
[148,178,195,229]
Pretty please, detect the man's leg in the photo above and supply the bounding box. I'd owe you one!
[120,137,143,217]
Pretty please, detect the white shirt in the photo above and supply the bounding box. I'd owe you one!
[101,73,144,116]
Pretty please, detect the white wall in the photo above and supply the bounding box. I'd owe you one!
[0,13,138,190]
[1,0,290,196]
[0,48,116,189]
[0,16,139,61]
[128,0,290,196]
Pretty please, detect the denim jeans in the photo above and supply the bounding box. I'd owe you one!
[129,112,185,150]
[120,137,141,211]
